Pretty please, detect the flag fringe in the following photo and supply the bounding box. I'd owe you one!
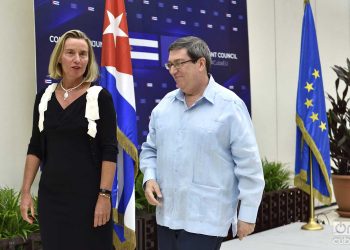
[117,127,139,178]
[295,114,332,203]
[113,226,136,250]
[294,171,331,204]
[112,200,136,249]
[113,128,138,248]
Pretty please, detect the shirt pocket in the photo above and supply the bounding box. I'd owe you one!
[196,118,229,150]
[186,183,232,226]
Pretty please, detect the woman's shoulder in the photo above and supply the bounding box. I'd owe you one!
[34,83,57,103]
[90,83,113,100]
[100,88,113,99]
[87,83,114,110]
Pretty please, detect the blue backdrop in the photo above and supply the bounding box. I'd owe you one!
[34,0,251,148]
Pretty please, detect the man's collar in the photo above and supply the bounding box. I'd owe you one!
[174,74,216,104]
[201,74,216,104]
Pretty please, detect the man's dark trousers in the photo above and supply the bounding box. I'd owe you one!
[157,225,224,250]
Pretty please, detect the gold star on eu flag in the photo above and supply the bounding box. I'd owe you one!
[319,121,326,131]
[312,69,320,79]
[310,112,319,122]
[305,82,314,92]
[304,98,313,108]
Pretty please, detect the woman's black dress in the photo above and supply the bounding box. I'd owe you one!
[27,86,117,250]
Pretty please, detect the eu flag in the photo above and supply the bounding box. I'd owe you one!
[100,0,138,249]
[294,2,332,204]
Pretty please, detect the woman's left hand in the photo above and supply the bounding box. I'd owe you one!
[93,195,111,227]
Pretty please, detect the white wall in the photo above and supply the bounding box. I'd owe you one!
[0,1,39,193]
[0,0,349,195]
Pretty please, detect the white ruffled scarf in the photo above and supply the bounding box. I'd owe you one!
[38,83,102,138]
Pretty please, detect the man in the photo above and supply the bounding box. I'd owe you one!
[140,36,264,250]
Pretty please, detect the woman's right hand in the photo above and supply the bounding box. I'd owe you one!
[20,191,35,224]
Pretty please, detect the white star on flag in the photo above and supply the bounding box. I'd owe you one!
[103,11,128,47]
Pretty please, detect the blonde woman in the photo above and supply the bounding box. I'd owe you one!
[20,30,117,250]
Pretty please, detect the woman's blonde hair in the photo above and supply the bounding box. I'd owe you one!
[48,30,99,82]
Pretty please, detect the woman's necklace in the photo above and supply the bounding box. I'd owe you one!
[60,80,85,100]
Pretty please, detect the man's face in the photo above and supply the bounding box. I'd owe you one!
[167,48,200,95]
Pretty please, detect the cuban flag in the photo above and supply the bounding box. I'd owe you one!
[100,0,138,249]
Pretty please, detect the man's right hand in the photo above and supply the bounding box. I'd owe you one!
[144,179,163,206]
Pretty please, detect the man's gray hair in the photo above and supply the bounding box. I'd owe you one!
[169,36,212,73]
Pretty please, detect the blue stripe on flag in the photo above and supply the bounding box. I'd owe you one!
[117,152,135,213]
[114,224,126,242]
[131,46,158,53]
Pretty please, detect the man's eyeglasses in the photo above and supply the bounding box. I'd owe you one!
[164,59,196,70]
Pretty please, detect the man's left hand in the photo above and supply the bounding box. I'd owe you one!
[237,220,255,240]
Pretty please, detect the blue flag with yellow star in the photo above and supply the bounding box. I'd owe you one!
[294,2,332,204]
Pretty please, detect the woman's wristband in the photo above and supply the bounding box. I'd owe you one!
[99,193,111,199]
[99,188,111,195]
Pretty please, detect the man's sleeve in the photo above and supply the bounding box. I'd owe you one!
[230,100,265,223]
[140,110,158,185]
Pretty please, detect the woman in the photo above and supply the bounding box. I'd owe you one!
[20,30,117,250]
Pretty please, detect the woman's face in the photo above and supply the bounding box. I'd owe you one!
[59,38,89,81]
